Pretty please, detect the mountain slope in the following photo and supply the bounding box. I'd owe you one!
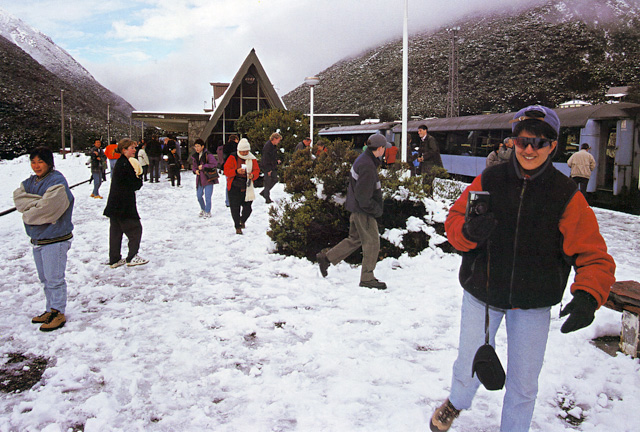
[0,8,135,158]
[283,0,640,118]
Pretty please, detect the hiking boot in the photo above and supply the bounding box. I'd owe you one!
[198,210,205,218]
[110,258,126,268]
[430,399,461,432]
[31,311,52,324]
[316,252,330,278]
[236,228,243,235]
[239,221,245,228]
[39,309,66,332]
[359,279,387,290]
[204,212,212,219]
[127,255,149,267]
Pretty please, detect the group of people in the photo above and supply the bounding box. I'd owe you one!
[318,105,614,432]
[14,106,615,432]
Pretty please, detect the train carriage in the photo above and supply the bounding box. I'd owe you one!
[319,103,640,210]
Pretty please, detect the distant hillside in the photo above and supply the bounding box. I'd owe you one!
[0,9,135,159]
[284,0,640,119]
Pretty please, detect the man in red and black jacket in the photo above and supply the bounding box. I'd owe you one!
[429,105,616,432]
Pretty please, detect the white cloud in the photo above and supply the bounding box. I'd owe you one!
[0,0,542,112]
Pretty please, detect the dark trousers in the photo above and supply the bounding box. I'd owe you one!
[168,166,181,186]
[109,217,143,264]
[326,212,380,283]
[142,165,149,181]
[261,171,278,200]
[228,186,253,229]
[149,157,161,182]
[572,176,589,194]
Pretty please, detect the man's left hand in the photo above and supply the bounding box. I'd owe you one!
[560,290,598,333]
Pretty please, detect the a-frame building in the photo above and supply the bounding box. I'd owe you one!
[199,48,286,149]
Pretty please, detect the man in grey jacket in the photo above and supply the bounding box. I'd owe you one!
[317,134,388,290]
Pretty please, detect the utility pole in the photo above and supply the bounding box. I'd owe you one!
[69,116,74,154]
[107,103,111,145]
[60,89,66,159]
[401,0,409,162]
[446,27,460,118]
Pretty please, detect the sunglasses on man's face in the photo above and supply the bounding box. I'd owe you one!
[512,137,553,150]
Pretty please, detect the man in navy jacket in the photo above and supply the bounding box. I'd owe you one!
[317,134,389,290]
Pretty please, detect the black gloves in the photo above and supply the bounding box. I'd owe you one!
[462,213,497,243]
[560,290,598,333]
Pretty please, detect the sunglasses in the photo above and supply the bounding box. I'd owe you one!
[512,137,553,150]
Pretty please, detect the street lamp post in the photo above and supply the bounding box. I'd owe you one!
[60,89,66,159]
[304,76,320,147]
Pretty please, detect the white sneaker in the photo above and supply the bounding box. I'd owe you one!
[127,255,149,267]
[198,210,205,218]
[110,259,126,268]
[203,212,211,218]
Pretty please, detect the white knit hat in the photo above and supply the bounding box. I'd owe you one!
[237,138,251,152]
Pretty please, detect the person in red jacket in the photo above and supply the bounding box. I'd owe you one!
[223,138,260,234]
[104,140,121,178]
[429,105,615,432]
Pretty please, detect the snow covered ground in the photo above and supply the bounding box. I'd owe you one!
[0,153,639,432]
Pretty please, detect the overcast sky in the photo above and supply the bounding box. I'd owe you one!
[0,0,538,112]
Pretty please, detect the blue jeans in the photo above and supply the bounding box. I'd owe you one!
[449,291,550,432]
[92,172,102,196]
[109,159,117,178]
[197,183,214,213]
[32,240,71,314]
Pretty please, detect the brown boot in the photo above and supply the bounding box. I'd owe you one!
[236,228,243,235]
[39,309,66,332]
[430,399,461,432]
[31,311,52,324]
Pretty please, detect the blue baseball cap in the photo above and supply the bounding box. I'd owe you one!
[511,105,560,136]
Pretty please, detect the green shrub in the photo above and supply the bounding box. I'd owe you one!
[268,142,454,263]
[282,148,315,196]
[312,139,359,198]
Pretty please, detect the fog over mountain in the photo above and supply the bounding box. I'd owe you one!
[284,0,640,119]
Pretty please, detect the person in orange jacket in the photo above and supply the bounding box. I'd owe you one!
[223,138,260,235]
[429,105,615,432]
[104,140,121,178]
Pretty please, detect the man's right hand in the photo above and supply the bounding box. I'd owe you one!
[462,213,497,243]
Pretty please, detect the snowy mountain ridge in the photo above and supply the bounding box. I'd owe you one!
[0,7,95,84]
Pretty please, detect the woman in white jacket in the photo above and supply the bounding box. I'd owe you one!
[137,142,150,182]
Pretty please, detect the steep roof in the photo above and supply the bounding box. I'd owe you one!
[199,49,285,139]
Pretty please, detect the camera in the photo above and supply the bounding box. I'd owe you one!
[465,191,491,221]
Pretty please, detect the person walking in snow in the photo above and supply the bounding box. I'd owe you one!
[104,138,148,268]
[166,140,182,187]
[429,105,616,432]
[13,147,74,332]
[137,141,150,182]
[146,135,162,183]
[260,132,282,204]
[190,138,219,218]
[316,134,389,290]
[567,143,596,195]
[104,139,120,178]
[88,138,107,198]
[224,138,260,234]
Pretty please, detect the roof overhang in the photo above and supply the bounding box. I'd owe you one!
[132,111,211,133]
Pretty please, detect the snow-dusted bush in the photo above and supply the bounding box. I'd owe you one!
[268,139,454,261]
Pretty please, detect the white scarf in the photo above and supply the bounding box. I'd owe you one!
[237,151,256,201]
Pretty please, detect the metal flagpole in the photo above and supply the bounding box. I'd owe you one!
[401,0,408,162]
